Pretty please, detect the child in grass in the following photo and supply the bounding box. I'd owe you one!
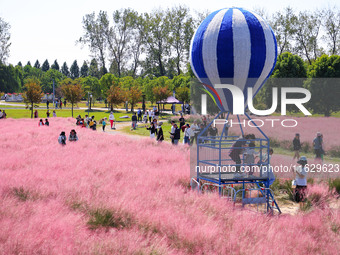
[102,118,106,132]
[58,131,66,145]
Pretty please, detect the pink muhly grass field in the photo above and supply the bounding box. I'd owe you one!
[0,118,339,254]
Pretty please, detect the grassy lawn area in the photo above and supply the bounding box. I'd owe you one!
[271,146,340,163]
[121,121,174,142]
[3,108,134,121]
[0,100,184,112]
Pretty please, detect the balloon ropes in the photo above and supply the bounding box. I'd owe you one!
[190,8,280,214]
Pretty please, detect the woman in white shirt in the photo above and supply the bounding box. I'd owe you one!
[294,156,308,209]
[109,112,115,129]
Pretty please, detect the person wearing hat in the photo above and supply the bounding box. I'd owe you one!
[156,122,164,142]
[293,133,301,160]
[294,156,308,209]
[313,132,323,161]
[58,131,66,145]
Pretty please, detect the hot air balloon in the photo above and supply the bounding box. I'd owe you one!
[190,8,281,214]
[190,7,277,113]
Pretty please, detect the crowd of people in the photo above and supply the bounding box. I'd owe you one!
[46,99,67,109]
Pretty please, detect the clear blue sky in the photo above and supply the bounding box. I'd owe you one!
[0,0,338,66]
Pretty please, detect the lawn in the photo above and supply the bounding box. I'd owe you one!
[0,118,339,254]
[3,108,133,121]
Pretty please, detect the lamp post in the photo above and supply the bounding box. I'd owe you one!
[142,94,146,114]
[87,92,92,116]
[90,94,93,111]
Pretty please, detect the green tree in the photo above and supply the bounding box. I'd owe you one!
[22,77,43,118]
[142,10,171,76]
[260,53,307,112]
[61,79,84,117]
[0,63,21,92]
[26,61,31,66]
[293,10,322,65]
[61,62,69,77]
[51,60,60,71]
[272,52,307,78]
[80,61,89,77]
[17,61,22,67]
[34,60,40,69]
[271,7,296,55]
[171,74,190,89]
[81,76,101,103]
[99,73,119,96]
[41,59,50,72]
[88,58,100,78]
[305,54,340,116]
[40,69,63,93]
[322,8,340,55]
[79,11,107,72]
[175,86,190,110]
[70,60,80,79]
[0,17,11,64]
[168,6,194,75]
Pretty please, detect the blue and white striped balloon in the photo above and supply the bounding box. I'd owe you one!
[190,7,277,112]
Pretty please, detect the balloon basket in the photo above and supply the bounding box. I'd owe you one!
[193,112,281,214]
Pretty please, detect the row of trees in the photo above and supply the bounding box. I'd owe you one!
[79,6,340,77]
[255,53,340,116]
[78,6,198,78]
[21,73,190,118]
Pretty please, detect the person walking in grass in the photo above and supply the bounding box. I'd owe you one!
[46,100,49,109]
[34,110,38,118]
[143,111,148,123]
[293,156,308,209]
[169,121,176,144]
[313,132,323,161]
[46,110,50,118]
[53,110,57,117]
[109,112,115,129]
[131,113,137,130]
[137,108,142,122]
[148,109,153,123]
[156,122,164,142]
[293,133,301,160]
[102,118,106,132]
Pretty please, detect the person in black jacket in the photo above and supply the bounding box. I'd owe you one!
[146,122,157,139]
[293,133,301,160]
[156,122,164,142]
[171,123,181,145]
[131,113,137,130]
